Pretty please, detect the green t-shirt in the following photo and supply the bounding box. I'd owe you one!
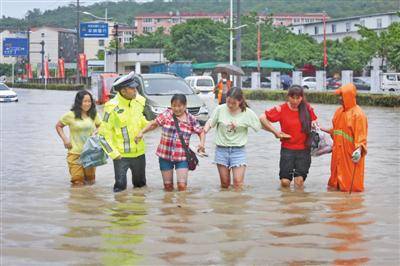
[60,111,102,154]
[209,104,261,147]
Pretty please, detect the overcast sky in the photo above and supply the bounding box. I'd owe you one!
[1,0,151,19]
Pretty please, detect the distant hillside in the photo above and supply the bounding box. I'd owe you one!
[1,0,399,30]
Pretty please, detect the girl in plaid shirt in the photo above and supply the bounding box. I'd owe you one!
[135,94,205,191]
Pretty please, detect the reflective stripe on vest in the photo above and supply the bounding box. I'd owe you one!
[103,112,110,122]
[333,130,354,143]
[99,136,113,153]
[121,126,131,153]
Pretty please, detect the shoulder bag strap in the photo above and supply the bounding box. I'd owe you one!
[172,114,191,159]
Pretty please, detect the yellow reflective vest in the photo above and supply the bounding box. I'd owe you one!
[99,92,149,159]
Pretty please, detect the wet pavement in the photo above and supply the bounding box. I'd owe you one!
[1,88,399,265]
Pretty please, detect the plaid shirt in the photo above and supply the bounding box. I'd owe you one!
[155,109,203,162]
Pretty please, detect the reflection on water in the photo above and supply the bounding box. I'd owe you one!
[1,89,399,265]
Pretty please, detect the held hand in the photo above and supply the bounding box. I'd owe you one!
[275,132,291,140]
[311,121,319,129]
[134,132,143,144]
[352,147,362,163]
[197,144,208,157]
[63,140,72,149]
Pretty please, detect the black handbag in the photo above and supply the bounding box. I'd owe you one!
[172,114,199,171]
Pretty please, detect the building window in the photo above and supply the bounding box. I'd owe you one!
[172,18,179,23]
[377,18,382,28]
[143,27,153,33]
[314,26,319,35]
[360,20,365,27]
[144,18,153,23]
[346,22,351,32]
[98,39,105,47]
[298,29,302,34]
[331,24,336,33]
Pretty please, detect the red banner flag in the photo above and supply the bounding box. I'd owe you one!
[58,58,65,78]
[79,53,87,77]
[25,63,33,79]
[44,60,50,79]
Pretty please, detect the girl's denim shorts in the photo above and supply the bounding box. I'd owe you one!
[214,145,246,169]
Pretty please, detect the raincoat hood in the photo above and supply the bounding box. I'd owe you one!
[335,83,357,110]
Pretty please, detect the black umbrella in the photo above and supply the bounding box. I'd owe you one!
[213,64,245,76]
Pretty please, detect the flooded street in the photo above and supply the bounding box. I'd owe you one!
[1,88,399,265]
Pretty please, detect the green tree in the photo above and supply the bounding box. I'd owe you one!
[125,27,169,49]
[165,19,229,62]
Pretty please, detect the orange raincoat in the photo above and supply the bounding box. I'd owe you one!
[328,83,368,192]
[214,79,232,104]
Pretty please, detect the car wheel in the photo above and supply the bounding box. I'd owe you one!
[303,86,309,90]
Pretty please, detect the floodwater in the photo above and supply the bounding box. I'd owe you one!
[1,89,399,265]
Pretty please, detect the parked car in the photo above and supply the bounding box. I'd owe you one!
[0,83,18,102]
[111,73,209,124]
[242,76,272,88]
[302,77,317,90]
[353,77,370,91]
[91,72,119,104]
[327,78,342,90]
[381,73,400,92]
[184,75,215,94]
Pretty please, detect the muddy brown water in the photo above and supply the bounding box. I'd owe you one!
[1,89,399,265]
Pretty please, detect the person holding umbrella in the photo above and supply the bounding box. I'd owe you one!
[213,64,245,105]
[214,71,232,105]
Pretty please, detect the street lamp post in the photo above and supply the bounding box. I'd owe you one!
[81,9,111,72]
[114,23,119,74]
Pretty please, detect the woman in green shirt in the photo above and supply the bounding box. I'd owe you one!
[56,91,101,186]
[203,87,261,189]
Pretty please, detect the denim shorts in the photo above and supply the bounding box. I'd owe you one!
[159,157,188,171]
[214,146,246,169]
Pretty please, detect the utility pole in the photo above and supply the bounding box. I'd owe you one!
[40,34,45,83]
[114,23,119,73]
[235,0,242,88]
[76,0,81,83]
[229,0,233,65]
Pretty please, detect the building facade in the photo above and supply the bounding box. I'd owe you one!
[29,26,82,66]
[264,13,329,27]
[134,12,229,35]
[290,12,400,42]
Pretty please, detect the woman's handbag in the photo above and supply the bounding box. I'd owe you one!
[172,115,199,171]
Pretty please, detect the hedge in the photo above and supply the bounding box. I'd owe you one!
[6,83,85,91]
[243,89,400,107]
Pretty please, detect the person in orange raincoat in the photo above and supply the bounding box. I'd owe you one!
[322,83,368,192]
[213,72,232,105]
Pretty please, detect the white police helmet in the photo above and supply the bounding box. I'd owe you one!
[112,71,141,91]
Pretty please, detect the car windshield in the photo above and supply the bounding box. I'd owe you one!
[196,79,213,86]
[0,84,10,90]
[144,78,194,95]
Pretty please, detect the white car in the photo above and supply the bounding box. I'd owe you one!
[302,77,317,90]
[0,83,18,102]
[381,73,400,92]
[184,76,215,94]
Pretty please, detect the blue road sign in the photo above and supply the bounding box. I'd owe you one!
[2,38,29,57]
[80,22,109,38]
